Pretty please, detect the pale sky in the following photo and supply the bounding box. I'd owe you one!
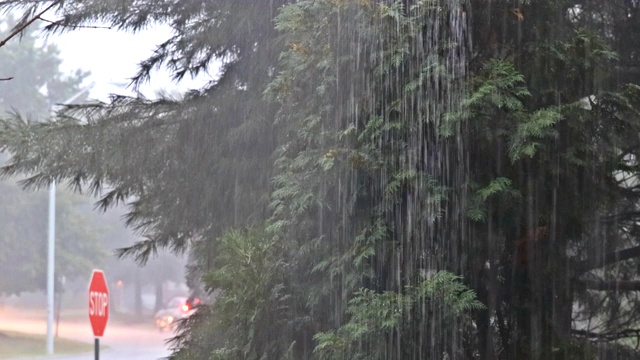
[44,24,212,101]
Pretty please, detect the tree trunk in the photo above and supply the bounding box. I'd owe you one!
[551,269,573,358]
[476,308,496,360]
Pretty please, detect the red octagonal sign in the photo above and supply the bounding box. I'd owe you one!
[88,269,109,337]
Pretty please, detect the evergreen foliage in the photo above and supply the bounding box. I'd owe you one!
[0,17,88,117]
[0,18,105,295]
[2,0,640,359]
[314,272,483,360]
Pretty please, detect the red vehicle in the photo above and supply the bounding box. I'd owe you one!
[154,296,196,331]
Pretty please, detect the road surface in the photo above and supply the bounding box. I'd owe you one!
[0,306,171,360]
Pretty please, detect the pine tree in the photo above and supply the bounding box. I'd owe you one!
[2,1,640,359]
[0,16,104,295]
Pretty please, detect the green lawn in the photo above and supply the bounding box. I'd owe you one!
[0,331,94,359]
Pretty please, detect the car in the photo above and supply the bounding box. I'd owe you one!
[154,296,196,331]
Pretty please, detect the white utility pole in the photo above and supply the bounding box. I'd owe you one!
[46,83,95,355]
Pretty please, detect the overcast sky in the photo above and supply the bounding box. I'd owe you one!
[45,24,212,101]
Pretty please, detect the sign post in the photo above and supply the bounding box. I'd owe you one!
[88,270,109,360]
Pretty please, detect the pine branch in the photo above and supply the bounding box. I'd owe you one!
[573,328,640,341]
[602,211,640,223]
[0,1,61,49]
[574,245,640,275]
[617,65,640,75]
[580,279,640,291]
[38,17,112,30]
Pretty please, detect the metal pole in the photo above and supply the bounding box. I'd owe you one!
[55,275,65,337]
[46,180,56,354]
[95,338,99,360]
[45,82,95,355]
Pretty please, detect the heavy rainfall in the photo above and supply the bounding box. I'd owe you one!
[0,1,640,360]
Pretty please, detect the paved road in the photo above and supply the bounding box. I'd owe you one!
[0,306,171,360]
[21,345,169,360]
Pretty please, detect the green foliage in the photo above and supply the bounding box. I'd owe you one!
[314,272,484,360]
[0,17,89,116]
[0,181,107,295]
[442,58,563,161]
[0,17,101,295]
[509,107,563,161]
[265,3,477,358]
[440,60,529,137]
[3,0,640,359]
[185,227,295,360]
[467,177,519,222]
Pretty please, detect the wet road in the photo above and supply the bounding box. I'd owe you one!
[0,306,171,360]
[26,346,169,360]
[24,346,168,360]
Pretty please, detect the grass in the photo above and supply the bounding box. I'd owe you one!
[0,330,95,359]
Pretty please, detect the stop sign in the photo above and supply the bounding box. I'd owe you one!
[88,270,109,337]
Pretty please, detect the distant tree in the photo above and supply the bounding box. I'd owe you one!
[0,17,102,296]
[0,181,107,295]
[0,17,88,116]
[97,206,188,314]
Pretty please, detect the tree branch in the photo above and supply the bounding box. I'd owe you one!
[574,245,640,275]
[0,77,13,81]
[580,279,640,291]
[0,1,61,49]
[602,211,640,222]
[617,65,640,76]
[37,17,112,30]
[573,328,640,341]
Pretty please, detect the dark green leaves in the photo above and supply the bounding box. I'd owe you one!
[314,272,483,360]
